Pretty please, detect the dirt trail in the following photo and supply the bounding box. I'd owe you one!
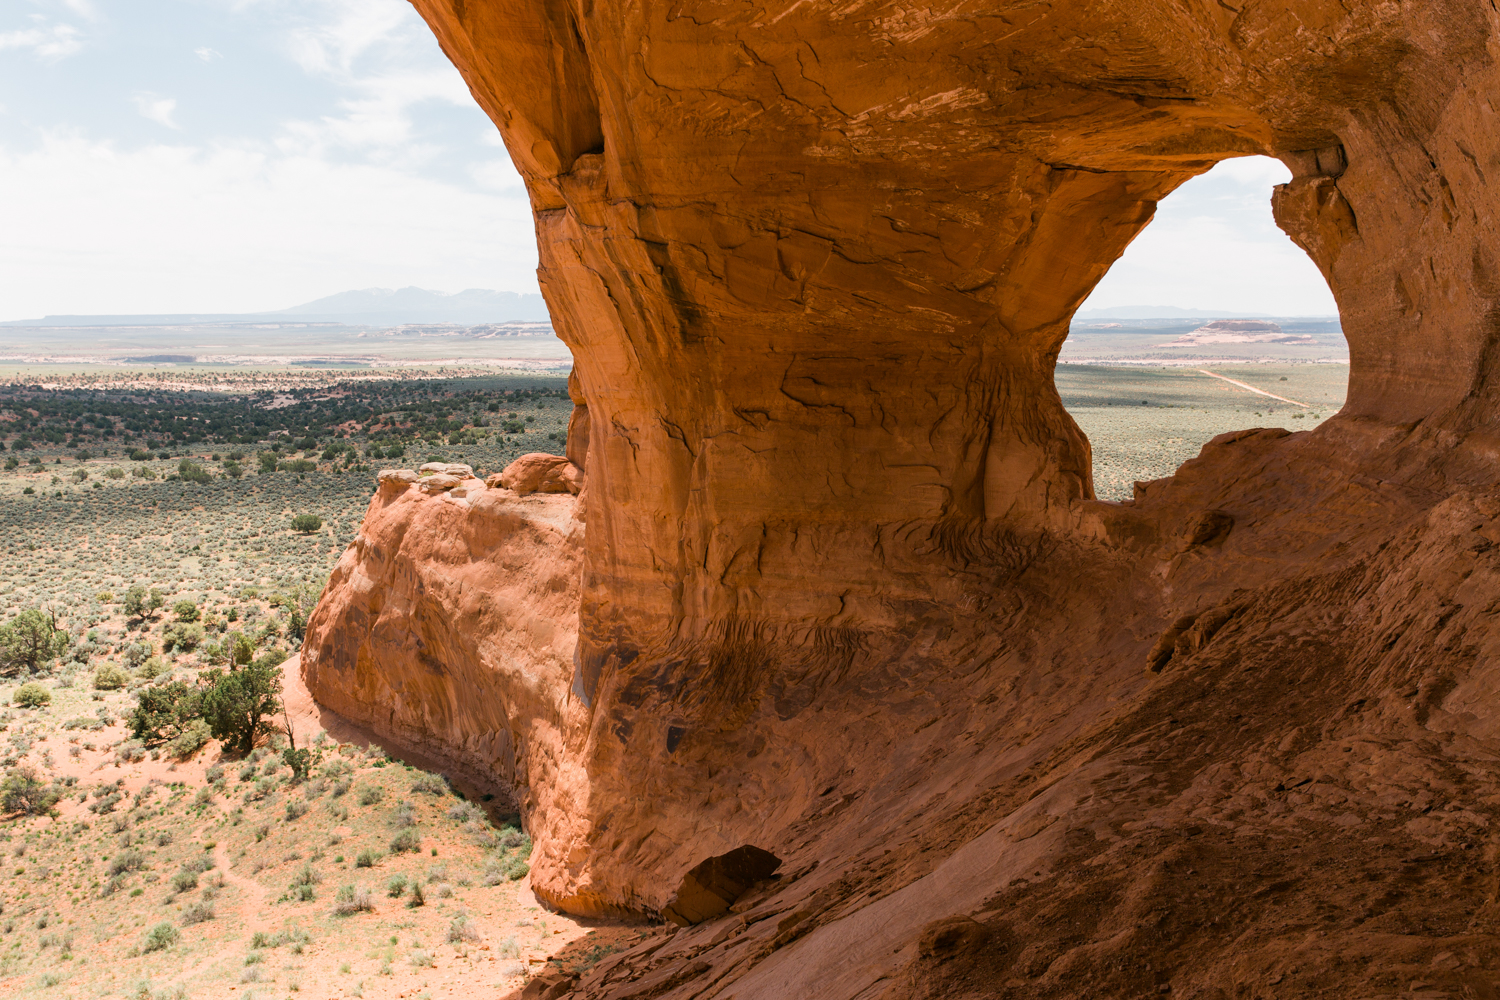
[1196,368,1309,407]
[199,819,270,936]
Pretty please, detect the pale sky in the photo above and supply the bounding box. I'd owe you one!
[0,0,1337,321]
[1080,155,1339,317]
[0,0,538,320]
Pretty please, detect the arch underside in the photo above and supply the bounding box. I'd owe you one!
[305,1,1500,995]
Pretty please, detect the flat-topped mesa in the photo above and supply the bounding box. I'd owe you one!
[304,2,1500,995]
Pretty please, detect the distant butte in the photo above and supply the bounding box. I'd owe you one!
[1157,319,1317,347]
[303,2,1500,997]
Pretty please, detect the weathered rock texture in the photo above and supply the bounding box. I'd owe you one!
[303,2,1500,996]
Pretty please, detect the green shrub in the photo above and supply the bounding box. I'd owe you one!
[410,775,447,795]
[388,828,422,854]
[358,786,383,807]
[109,848,147,875]
[123,585,164,619]
[93,663,130,690]
[290,514,323,534]
[199,655,283,754]
[181,901,215,925]
[142,923,179,953]
[1,766,61,815]
[251,928,311,949]
[171,600,200,623]
[13,682,50,708]
[447,914,481,944]
[171,870,199,893]
[129,681,202,746]
[333,884,374,916]
[355,849,379,868]
[89,791,122,814]
[0,609,68,677]
[161,622,205,653]
[105,466,125,479]
[385,874,408,897]
[177,460,212,484]
[166,719,211,759]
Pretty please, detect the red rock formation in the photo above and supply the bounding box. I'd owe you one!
[303,2,1500,995]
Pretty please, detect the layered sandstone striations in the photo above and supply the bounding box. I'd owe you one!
[304,1,1500,996]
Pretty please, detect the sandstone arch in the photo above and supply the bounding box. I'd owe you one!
[303,2,1500,996]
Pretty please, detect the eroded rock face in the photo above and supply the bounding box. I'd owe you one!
[300,481,598,897]
[303,1,1500,995]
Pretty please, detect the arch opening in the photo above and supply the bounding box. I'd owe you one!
[1054,156,1350,501]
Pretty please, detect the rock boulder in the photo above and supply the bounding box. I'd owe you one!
[376,469,418,493]
[419,462,475,479]
[498,453,581,496]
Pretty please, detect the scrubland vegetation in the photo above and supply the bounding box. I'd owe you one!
[0,374,571,616]
[0,370,645,997]
[0,361,1347,995]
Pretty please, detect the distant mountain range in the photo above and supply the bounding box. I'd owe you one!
[1074,305,1337,319]
[1075,305,1274,319]
[1,287,552,328]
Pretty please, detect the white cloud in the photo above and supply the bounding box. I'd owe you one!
[263,0,479,161]
[0,22,83,60]
[58,0,99,21]
[0,132,539,318]
[0,0,536,319]
[132,93,181,130]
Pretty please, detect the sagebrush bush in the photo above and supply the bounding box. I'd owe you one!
[332,883,373,916]
[93,663,129,690]
[167,719,210,759]
[389,828,421,854]
[410,775,447,795]
[142,922,179,953]
[109,848,146,875]
[12,683,49,708]
[447,914,481,944]
[181,902,215,925]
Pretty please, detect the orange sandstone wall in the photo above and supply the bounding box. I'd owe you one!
[303,1,1500,995]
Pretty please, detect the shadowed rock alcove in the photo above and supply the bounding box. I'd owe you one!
[302,2,1500,996]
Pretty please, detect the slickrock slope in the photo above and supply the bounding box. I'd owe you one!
[304,2,1500,996]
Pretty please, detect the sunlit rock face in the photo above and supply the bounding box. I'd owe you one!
[304,2,1500,995]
